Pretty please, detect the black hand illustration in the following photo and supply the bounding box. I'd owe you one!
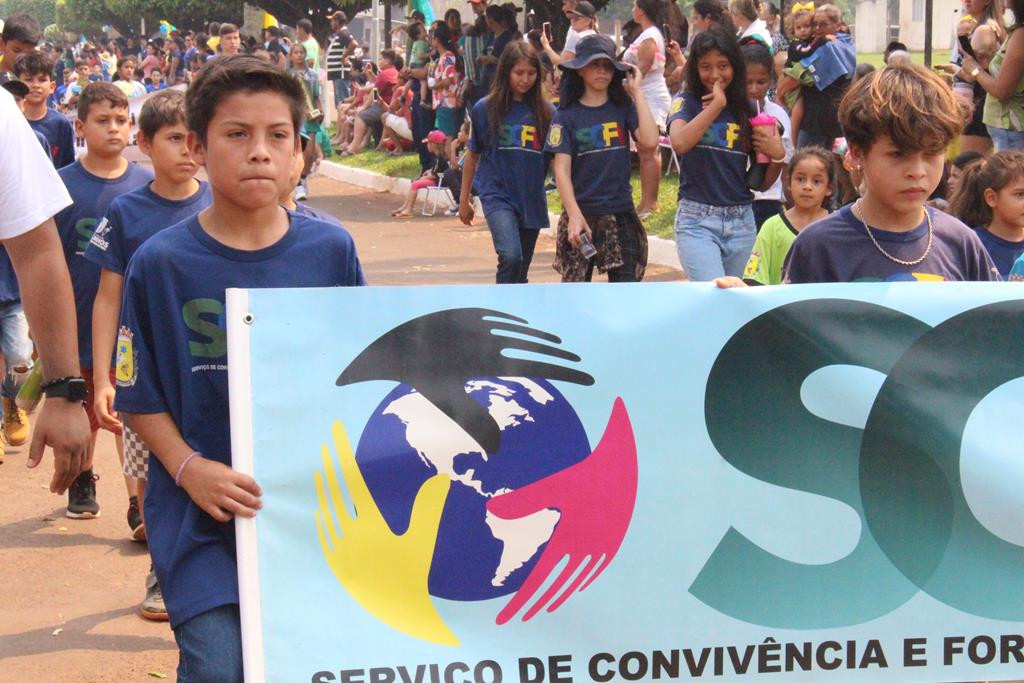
[337,308,594,453]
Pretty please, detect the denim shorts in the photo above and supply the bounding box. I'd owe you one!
[674,198,756,281]
[986,125,1024,152]
[0,301,32,367]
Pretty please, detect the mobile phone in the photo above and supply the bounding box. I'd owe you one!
[542,22,552,42]
[662,23,672,42]
[578,232,597,259]
[371,87,379,100]
[958,34,976,58]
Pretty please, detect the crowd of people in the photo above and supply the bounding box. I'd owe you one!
[1,0,1024,680]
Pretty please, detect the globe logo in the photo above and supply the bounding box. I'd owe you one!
[316,308,639,644]
[355,378,591,601]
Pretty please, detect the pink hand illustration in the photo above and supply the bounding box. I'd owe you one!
[485,397,638,625]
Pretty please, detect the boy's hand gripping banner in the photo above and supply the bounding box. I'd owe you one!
[227,283,1024,683]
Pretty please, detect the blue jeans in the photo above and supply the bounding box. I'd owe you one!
[986,125,1024,151]
[487,208,540,283]
[0,301,32,399]
[173,604,243,683]
[674,198,756,281]
[332,77,350,106]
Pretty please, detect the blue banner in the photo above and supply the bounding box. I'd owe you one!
[227,282,1024,683]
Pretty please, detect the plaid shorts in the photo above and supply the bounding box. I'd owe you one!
[122,425,148,480]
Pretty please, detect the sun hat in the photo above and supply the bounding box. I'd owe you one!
[559,34,629,71]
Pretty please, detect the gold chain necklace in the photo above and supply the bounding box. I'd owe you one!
[853,200,933,267]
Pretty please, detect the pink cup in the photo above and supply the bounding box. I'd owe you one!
[750,112,777,163]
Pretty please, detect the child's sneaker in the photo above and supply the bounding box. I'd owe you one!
[127,495,145,542]
[3,397,29,446]
[66,469,100,518]
[140,567,168,621]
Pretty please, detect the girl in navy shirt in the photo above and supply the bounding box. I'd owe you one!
[949,150,1024,277]
[668,25,785,281]
[544,34,659,282]
[459,41,554,284]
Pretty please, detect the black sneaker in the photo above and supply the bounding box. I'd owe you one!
[66,469,100,519]
[127,495,145,542]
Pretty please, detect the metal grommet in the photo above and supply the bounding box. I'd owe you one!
[243,313,255,325]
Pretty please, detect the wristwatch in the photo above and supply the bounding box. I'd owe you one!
[41,376,88,403]
[971,67,981,77]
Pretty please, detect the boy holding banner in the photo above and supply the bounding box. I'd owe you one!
[114,55,365,682]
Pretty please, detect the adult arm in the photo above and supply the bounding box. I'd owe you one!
[124,411,261,522]
[964,29,1024,100]
[5,222,90,492]
[635,37,656,77]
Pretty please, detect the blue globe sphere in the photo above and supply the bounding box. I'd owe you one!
[355,377,591,601]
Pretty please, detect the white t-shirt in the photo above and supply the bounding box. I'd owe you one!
[752,99,793,203]
[0,88,73,239]
[563,27,596,54]
[623,25,671,125]
[739,19,774,50]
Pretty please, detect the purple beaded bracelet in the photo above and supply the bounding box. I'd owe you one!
[175,451,201,487]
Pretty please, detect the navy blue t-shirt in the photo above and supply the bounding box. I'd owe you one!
[84,181,212,276]
[28,107,76,169]
[55,161,154,370]
[544,98,639,215]
[470,97,553,229]
[666,93,753,206]
[113,212,365,628]
[784,205,1001,282]
[293,202,342,225]
[974,228,1024,278]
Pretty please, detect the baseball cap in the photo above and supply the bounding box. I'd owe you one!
[1,80,29,99]
[570,1,596,18]
[559,34,629,71]
[422,129,447,145]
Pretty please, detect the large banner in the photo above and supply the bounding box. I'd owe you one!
[227,283,1024,683]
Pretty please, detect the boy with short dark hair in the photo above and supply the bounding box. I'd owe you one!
[783,65,1000,283]
[55,82,153,518]
[84,88,211,620]
[0,13,41,80]
[115,55,364,680]
[14,52,76,168]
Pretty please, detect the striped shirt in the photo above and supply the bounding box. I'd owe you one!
[326,29,355,80]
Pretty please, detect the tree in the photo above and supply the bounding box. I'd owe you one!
[0,0,58,27]
[56,0,242,37]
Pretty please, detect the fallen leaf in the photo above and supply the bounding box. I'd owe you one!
[51,628,62,636]
[148,673,167,679]
[58,527,68,532]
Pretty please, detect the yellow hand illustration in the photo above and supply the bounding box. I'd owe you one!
[314,420,458,646]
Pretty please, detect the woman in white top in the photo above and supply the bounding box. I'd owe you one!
[540,1,598,66]
[624,0,671,215]
[730,0,773,51]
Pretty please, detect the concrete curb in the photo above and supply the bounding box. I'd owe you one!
[318,159,682,270]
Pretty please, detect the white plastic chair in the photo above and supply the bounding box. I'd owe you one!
[420,186,456,216]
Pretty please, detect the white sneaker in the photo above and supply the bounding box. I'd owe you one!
[293,180,308,201]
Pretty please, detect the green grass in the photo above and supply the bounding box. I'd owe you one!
[856,50,952,68]
[329,150,422,178]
